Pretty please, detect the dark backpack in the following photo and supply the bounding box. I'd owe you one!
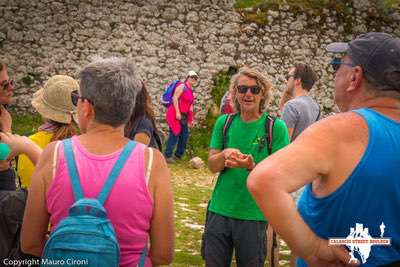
[222,113,276,154]
[0,188,27,259]
[160,80,186,107]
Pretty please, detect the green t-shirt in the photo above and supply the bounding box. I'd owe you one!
[209,113,289,221]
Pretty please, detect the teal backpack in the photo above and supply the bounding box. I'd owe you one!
[41,139,147,267]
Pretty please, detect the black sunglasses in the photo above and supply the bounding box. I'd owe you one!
[330,57,355,72]
[0,79,14,90]
[286,74,295,80]
[189,76,198,81]
[237,85,261,95]
[71,90,92,106]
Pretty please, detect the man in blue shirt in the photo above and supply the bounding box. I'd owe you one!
[248,32,400,266]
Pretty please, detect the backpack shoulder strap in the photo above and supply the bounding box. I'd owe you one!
[153,129,163,152]
[222,113,236,149]
[97,141,137,205]
[63,138,84,201]
[265,115,276,155]
[179,81,187,93]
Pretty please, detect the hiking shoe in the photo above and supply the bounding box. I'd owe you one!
[173,155,181,161]
[165,157,176,164]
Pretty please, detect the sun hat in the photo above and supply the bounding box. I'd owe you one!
[187,70,198,77]
[31,75,79,124]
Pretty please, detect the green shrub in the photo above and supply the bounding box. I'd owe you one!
[11,112,42,135]
[186,70,234,161]
[234,0,399,26]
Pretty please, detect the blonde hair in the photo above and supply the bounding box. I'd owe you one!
[50,122,78,142]
[230,67,272,113]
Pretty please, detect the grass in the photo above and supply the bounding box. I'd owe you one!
[169,160,291,266]
[234,0,266,8]
[11,112,42,135]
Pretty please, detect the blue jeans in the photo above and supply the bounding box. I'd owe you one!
[164,123,189,158]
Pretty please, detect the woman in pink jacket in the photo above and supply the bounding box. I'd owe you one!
[164,70,198,163]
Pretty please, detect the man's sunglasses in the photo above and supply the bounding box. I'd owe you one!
[0,79,14,90]
[189,76,198,81]
[286,74,295,80]
[70,90,93,106]
[237,85,261,95]
[330,57,355,72]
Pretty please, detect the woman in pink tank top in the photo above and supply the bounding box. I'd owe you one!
[7,58,174,266]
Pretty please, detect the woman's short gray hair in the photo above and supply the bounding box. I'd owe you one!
[79,57,141,127]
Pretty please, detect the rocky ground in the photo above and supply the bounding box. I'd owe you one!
[170,161,291,266]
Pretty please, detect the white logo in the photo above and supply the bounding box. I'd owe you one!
[329,222,391,264]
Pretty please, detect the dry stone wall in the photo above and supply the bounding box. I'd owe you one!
[1,0,399,128]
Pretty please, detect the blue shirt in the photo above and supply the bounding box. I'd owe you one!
[297,108,400,266]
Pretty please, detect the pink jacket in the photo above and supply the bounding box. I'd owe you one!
[166,81,194,135]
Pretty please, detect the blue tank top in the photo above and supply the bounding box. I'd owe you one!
[297,108,400,266]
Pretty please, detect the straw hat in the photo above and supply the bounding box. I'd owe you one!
[31,75,79,124]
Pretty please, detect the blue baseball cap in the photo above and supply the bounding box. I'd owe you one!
[326,32,400,91]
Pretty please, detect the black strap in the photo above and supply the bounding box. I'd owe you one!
[222,113,275,154]
[222,113,236,149]
[271,230,277,267]
[153,130,163,152]
[265,115,276,155]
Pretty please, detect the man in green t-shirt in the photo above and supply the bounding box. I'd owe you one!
[202,67,289,267]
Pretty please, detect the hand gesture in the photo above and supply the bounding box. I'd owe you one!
[176,112,182,121]
[222,148,241,161]
[224,149,255,170]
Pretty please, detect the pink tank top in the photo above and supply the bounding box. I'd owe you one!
[47,136,153,267]
[166,81,195,135]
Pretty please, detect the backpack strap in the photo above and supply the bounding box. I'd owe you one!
[222,113,236,149]
[265,115,276,155]
[63,139,84,201]
[97,141,136,205]
[52,141,61,180]
[145,147,153,185]
[138,246,147,267]
[271,229,278,267]
[63,139,137,204]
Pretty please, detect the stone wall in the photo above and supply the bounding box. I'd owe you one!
[1,0,399,128]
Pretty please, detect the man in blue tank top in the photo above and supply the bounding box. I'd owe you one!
[247,32,400,267]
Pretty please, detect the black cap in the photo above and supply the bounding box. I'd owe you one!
[326,32,400,91]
